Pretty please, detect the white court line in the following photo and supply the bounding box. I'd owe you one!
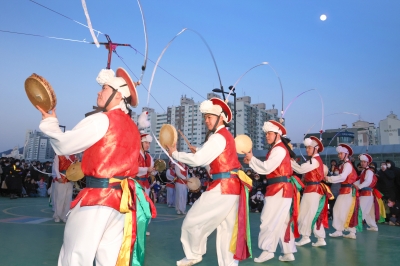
[25,218,53,224]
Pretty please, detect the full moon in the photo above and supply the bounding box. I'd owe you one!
[320,14,327,21]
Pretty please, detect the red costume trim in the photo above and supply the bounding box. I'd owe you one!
[265,142,293,198]
[359,168,377,196]
[338,161,358,195]
[72,109,141,211]
[303,156,324,195]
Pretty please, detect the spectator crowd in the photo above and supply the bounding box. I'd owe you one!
[2,155,399,226]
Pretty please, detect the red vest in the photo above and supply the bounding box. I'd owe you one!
[72,109,141,211]
[136,152,152,189]
[58,155,75,171]
[339,161,358,194]
[265,141,293,198]
[359,168,377,196]
[58,155,76,183]
[303,155,324,195]
[175,162,188,185]
[166,168,175,188]
[138,152,152,177]
[209,128,242,174]
[207,127,242,195]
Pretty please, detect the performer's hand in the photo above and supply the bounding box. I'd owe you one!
[147,167,155,173]
[166,143,177,156]
[243,150,253,164]
[189,145,197,154]
[37,105,57,120]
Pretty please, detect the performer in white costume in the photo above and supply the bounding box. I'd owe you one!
[136,133,154,196]
[165,161,176,208]
[325,143,358,239]
[291,136,331,247]
[174,161,188,215]
[244,120,298,263]
[167,98,252,266]
[37,68,155,266]
[354,153,379,231]
[52,155,76,223]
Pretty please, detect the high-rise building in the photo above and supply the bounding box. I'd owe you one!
[352,120,378,146]
[23,130,55,162]
[379,112,400,145]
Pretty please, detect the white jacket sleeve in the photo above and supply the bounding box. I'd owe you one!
[172,133,226,167]
[358,169,373,189]
[166,169,175,181]
[175,164,188,180]
[249,146,285,175]
[53,156,61,180]
[327,162,352,183]
[291,157,319,174]
[39,113,109,155]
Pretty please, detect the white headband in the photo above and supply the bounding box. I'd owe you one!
[199,100,228,122]
[336,146,349,154]
[262,121,282,135]
[359,154,369,162]
[303,138,319,149]
[141,135,152,143]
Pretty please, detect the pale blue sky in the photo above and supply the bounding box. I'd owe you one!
[0,0,399,151]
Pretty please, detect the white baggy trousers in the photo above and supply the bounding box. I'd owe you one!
[181,183,239,266]
[258,189,297,254]
[167,186,175,206]
[53,181,73,221]
[360,195,377,229]
[297,192,325,238]
[58,201,125,266]
[175,183,187,213]
[332,193,356,233]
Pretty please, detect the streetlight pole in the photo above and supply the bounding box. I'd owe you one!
[212,87,236,137]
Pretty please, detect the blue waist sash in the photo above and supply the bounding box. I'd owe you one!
[305,181,320,186]
[341,184,352,188]
[212,169,238,180]
[360,187,372,191]
[267,176,289,186]
[85,176,126,189]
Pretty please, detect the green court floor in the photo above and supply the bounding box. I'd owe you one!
[0,197,398,266]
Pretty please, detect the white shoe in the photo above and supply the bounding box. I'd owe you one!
[367,227,378,231]
[254,251,274,263]
[329,231,343,237]
[343,233,356,239]
[177,210,182,215]
[279,253,295,262]
[167,204,171,207]
[146,231,150,236]
[295,236,311,246]
[312,238,326,247]
[62,219,67,223]
[54,218,60,223]
[176,257,202,266]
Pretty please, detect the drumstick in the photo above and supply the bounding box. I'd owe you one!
[178,129,192,147]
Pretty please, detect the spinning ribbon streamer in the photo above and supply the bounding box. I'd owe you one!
[227,62,284,119]
[147,28,223,106]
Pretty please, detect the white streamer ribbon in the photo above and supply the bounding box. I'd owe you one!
[151,131,184,171]
[81,0,100,48]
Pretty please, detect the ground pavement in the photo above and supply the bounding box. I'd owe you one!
[0,197,398,266]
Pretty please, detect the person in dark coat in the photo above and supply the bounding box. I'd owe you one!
[6,159,24,199]
[386,160,400,201]
[1,159,12,197]
[376,162,396,201]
